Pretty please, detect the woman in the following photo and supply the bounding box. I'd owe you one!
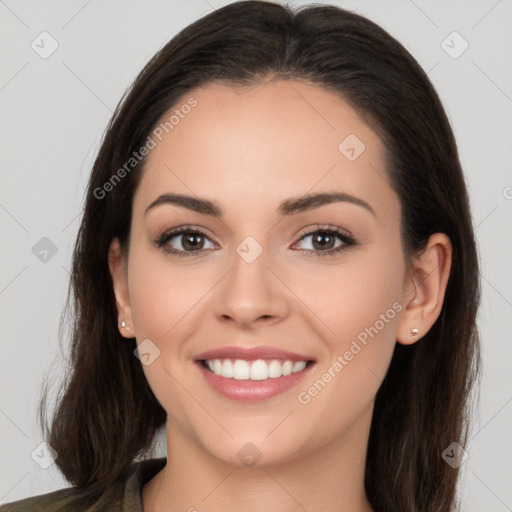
[1,1,480,511]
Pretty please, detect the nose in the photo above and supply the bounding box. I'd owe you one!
[214,242,290,330]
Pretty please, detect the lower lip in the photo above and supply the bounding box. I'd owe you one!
[196,361,315,402]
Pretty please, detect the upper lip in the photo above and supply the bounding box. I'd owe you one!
[194,345,316,362]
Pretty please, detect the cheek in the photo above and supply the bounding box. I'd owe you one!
[292,249,403,404]
[126,250,210,410]
[293,248,404,342]
[127,247,209,342]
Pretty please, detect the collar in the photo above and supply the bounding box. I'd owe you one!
[122,457,167,511]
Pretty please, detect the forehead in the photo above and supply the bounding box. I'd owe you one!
[133,80,395,219]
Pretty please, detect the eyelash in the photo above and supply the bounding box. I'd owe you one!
[154,224,357,259]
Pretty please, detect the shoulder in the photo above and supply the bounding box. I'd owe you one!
[0,480,122,512]
[0,457,167,512]
[0,486,78,511]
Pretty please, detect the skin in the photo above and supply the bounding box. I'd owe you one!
[108,79,452,512]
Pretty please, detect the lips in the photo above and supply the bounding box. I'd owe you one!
[194,345,316,363]
[193,345,316,401]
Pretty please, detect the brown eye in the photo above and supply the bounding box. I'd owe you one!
[155,227,216,257]
[292,226,356,258]
[180,232,206,251]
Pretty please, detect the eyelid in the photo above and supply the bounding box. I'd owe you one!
[294,223,353,242]
[290,224,356,254]
[154,225,217,253]
[154,224,356,257]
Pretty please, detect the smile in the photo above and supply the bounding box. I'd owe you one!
[193,345,316,401]
[201,358,312,380]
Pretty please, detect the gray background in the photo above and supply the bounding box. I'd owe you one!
[1,0,511,509]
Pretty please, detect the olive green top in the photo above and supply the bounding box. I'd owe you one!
[0,457,166,511]
[0,457,460,511]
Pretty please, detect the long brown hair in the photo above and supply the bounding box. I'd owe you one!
[37,1,481,510]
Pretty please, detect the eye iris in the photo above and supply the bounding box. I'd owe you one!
[313,232,334,250]
[182,232,203,251]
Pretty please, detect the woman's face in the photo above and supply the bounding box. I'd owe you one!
[111,80,414,467]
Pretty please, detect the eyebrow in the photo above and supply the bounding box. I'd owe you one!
[144,191,377,219]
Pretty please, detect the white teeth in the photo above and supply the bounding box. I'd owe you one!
[281,360,293,376]
[250,360,268,380]
[213,359,223,374]
[233,359,250,380]
[222,359,234,378]
[268,360,282,378]
[292,361,307,373]
[204,358,309,380]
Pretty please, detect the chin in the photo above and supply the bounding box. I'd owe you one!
[197,428,313,469]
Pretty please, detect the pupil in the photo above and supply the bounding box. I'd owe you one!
[183,233,202,250]
[314,232,333,250]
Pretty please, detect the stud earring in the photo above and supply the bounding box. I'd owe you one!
[410,328,419,336]
[120,321,127,329]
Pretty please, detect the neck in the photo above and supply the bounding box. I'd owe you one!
[143,405,375,512]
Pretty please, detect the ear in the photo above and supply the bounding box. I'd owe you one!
[396,233,452,345]
[108,238,135,338]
